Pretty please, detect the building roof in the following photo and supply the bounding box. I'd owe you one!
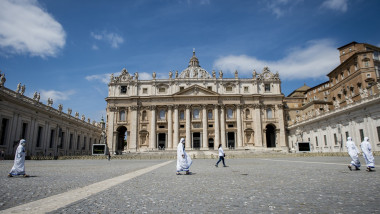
[287,84,311,97]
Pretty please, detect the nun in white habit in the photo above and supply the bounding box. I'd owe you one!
[346,137,360,171]
[360,137,375,172]
[176,138,192,175]
[8,139,28,177]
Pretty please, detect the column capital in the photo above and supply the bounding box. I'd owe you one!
[219,104,225,110]
[201,104,207,109]
[130,105,138,111]
[277,104,284,109]
[185,104,191,109]
[150,105,157,111]
[214,104,219,109]
[173,104,179,109]
[168,105,173,110]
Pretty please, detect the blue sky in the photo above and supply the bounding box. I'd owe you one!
[1,0,380,123]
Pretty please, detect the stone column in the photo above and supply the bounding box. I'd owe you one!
[173,105,179,148]
[185,105,191,149]
[277,104,287,149]
[220,105,226,148]
[129,106,138,151]
[254,104,263,147]
[202,105,208,150]
[168,105,173,149]
[214,104,220,150]
[150,105,156,149]
[236,104,243,148]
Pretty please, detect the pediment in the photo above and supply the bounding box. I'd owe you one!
[173,85,220,96]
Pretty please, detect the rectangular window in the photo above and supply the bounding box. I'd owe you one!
[208,124,213,128]
[69,133,73,149]
[244,86,249,92]
[207,86,212,91]
[226,86,232,92]
[265,84,270,92]
[180,87,185,91]
[334,133,338,145]
[21,123,28,139]
[228,124,234,128]
[359,129,364,142]
[143,88,147,94]
[159,125,165,129]
[120,86,127,94]
[324,135,327,146]
[180,125,185,128]
[159,88,166,93]
[0,118,9,145]
[315,136,318,147]
[377,126,380,142]
[36,126,43,147]
[49,129,55,148]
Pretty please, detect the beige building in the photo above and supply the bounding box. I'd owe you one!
[0,74,103,158]
[106,51,287,153]
[285,42,380,152]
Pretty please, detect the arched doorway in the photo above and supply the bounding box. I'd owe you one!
[116,126,127,153]
[266,124,276,148]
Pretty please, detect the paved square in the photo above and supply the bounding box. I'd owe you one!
[0,156,379,213]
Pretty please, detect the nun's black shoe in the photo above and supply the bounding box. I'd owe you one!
[348,165,352,171]
[7,174,13,177]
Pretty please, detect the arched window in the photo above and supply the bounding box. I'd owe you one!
[208,110,213,119]
[119,110,126,121]
[180,110,185,120]
[227,109,233,119]
[193,109,200,119]
[267,108,272,119]
[245,109,250,119]
[142,111,147,121]
[159,110,165,120]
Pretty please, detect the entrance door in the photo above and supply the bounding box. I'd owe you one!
[193,132,200,149]
[266,124,276,148]
[158,133,166,150]
[208,138,214,149]
[227,132,235,149]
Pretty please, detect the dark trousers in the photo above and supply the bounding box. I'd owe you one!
[216,156,225,166]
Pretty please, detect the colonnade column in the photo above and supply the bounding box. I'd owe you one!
[277,104,287,148]
[214,104,220,150]
[129,106,138,151]
[150,105,156,149]
[185,105,191,149]
[220,105,226,148]
[167,105,173,149]
[254,104,263,147]
[236,104,243,148]
[202,105,208,150]
[173,105,179,148]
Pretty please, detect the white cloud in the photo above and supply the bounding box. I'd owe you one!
[321,0,348,12]
[39,89,75,104]
[90,31,124,49]
[266,0,301,18]
[0,0,66,58]
[86,73,111,84]
[213,40,339,80]
[92,44,99,50]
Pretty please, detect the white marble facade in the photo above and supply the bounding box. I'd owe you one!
[106,51,287,153]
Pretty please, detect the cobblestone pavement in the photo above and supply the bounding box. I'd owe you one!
[1,156,379,214]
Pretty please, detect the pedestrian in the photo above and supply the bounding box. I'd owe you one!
[0,150,4,160]
[346,137,360,171]
[8,139,28,177]
[360,137,375,172]
[108,152,111,161]
[215,144,227,167]
[176,138,192,175]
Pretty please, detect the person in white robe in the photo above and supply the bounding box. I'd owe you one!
[346,137,360,170]
[360,137,375,172]
[8,139,28,177]
[176,138,192,175]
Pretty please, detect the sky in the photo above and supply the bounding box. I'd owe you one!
[1,0,380,123]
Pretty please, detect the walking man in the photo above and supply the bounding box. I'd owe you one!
[215,144,227,167]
